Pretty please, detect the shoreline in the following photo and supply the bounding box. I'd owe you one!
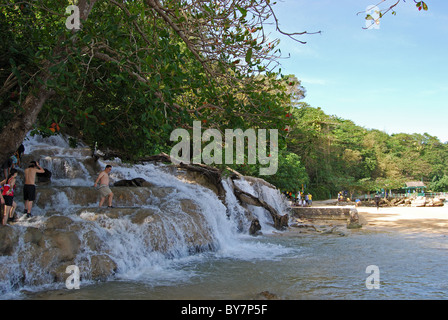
[305,204,448,234]
[357,205,448,234]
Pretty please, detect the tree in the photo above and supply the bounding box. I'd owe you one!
[282,89,447,199]
[261,150,308,192]
[429,175,448,192]
[360,0,429,29]
[0,0,97,164]
[0,0,315,164]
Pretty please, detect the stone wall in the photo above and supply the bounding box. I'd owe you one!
[291,207,362,229]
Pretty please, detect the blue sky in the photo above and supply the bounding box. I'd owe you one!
[268,0,448,142]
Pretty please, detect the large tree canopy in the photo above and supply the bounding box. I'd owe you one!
[0,0,316,164]
[2,0,441,197]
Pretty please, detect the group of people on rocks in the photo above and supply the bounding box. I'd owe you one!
[1,143,115,225]
[284,191,312,207]
[1,144,45,225]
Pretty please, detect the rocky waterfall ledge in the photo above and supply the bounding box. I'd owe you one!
[0,138,290,294]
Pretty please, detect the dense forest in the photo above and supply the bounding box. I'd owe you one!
[1,0,446,199]
[283,103,448,199]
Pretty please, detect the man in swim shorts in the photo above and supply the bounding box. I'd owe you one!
[24,161,45,218]
[94,165,114,208]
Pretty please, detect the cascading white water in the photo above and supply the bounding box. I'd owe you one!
[0,134,292,298]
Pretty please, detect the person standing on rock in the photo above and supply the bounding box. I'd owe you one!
[23,161,45,218]
[2,169,18,224]
[94,165,114,208]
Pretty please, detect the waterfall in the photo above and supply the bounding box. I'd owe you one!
[0,134,291,298]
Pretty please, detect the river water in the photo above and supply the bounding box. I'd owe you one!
[3,135,448,300]
[22,223,448,300]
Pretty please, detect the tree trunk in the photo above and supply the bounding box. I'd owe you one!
[0,75,54,165]
[231,178,289,230]
[0,0,98,165]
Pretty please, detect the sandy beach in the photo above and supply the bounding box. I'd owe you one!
[307,199,448,233]
[356,205,448,234]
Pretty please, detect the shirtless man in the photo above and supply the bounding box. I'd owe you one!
[24,161,45,218]
[94,165,114,207]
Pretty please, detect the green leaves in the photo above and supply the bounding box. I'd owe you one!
[285,97,448,199]
[236,4,247,18]
[363,1,428,28]
[416,1,429,11]
[245,48,253,64]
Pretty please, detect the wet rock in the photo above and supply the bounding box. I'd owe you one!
[175,169,221,195]
[44,230,81,261]
[0,225,18,256]
[347,209,362,229]
[24,227,45,247]
[83,230,102,252]
[180,199,199,215]
[37,169,52,183]
[130,209,157,225]
[249,219,262,236]
[114,178,153,187]
[257,291,280,300]
[52,263,75,283]
[52,259,115,284]
[90,254,117,281]
[150,187,175,199]
[45,215,75,230]
[321,226,346,236]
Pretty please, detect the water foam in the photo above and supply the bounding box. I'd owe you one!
[0,134,293,296]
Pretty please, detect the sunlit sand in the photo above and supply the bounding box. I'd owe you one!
[308,200,448,233]
[356,206,448,233]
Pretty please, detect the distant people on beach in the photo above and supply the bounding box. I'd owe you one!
[24,161,45,218]
[94,165,114,208]
[282,190,313,207]
[305,193,313,207]
[2,168,18,225]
